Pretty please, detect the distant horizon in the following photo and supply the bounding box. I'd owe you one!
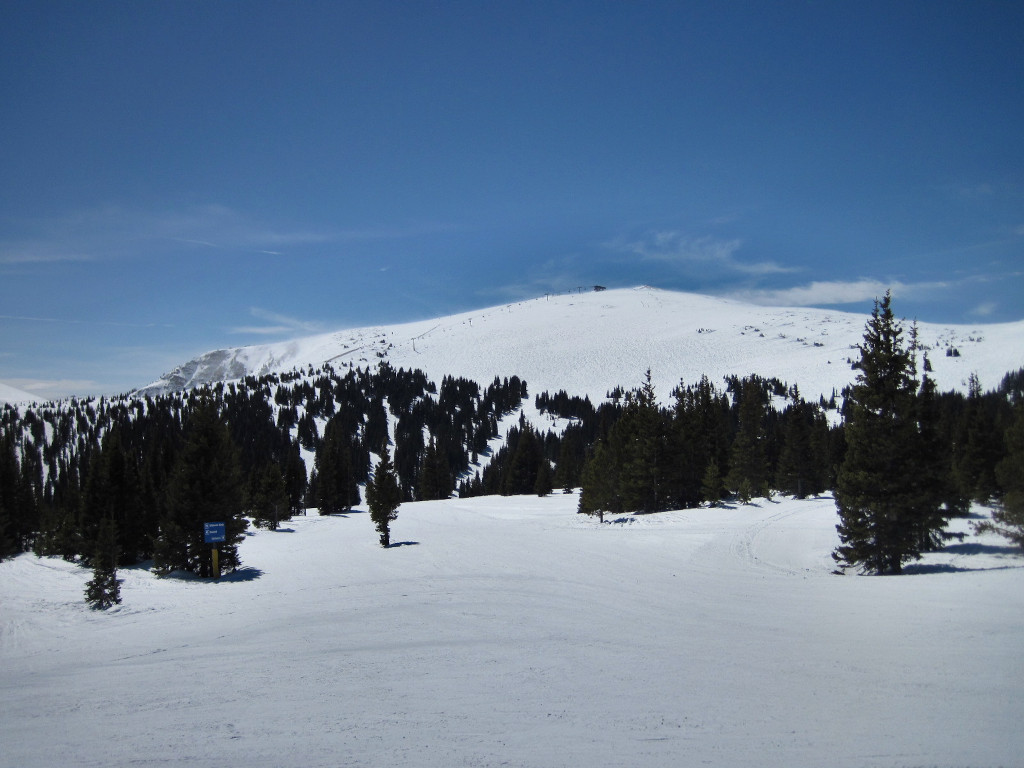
[4,284,1022,404]
[3,2,1022,398]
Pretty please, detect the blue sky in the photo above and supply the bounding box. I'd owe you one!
[2,1,1022,398]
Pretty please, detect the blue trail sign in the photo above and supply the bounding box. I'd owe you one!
[204,522,226,544]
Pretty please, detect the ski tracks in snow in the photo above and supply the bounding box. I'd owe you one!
[726,498,839,578]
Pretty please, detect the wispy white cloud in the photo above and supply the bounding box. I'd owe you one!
[730,279,952,308]
[230,307,325,336]
[2,204,451,268]
[970,301,998,317]
[0,250,93,265]
[0,313,173,328]
[953,183,996,200]
[606,230,796,276]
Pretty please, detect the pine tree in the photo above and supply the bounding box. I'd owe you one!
[250,463,289,530]
[700,460,723,506]
[578,439,622,523]
[315,415,361,515]
[775,401,821,499]
[534,456,553,497]
[282,440,308,515]
[833,292,945,574]
[154,399,247,577]
[617,371,668,513]
[0,431,25,559]
[908,363,953,551]
[725,378,769,501]
[84,517,122,610]
[367,448,401,547]
[417,438,451,501]
[672,375,731,509]
[81,428,147,565]
[503,425,543,496]
[954,373,1002,502]
[552,427,584,493]
[975,403,1024,547]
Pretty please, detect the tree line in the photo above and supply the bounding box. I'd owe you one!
[1,298,1022,593]
[567,293,1023,574]
[0,364,528,575]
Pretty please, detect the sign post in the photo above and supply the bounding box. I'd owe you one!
[204,522,226,579]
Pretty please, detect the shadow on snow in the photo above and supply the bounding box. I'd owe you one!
[153,566,264,582]
[902,539,1024,575]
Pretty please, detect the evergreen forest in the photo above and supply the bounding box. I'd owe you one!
[1,325,1022,580]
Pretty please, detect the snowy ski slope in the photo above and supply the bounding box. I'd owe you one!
[1,493,1022,767]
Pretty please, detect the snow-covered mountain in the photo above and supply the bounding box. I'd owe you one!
[137,286,1024,401]
[5,286,1024,767]
[0,380,38,405]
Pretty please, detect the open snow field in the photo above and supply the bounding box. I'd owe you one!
[2,493,1022,768]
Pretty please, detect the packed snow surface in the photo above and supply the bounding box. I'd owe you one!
[2,492,1022,767]
[137,287,1024,401]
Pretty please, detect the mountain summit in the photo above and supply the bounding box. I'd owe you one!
[136,287,1024,401]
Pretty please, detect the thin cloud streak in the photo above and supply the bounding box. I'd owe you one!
[5,205,457,267]
[229,307,325,336]
[607,230,796,276]
[0,313,173,328]
[731,279,953,308]
[0,250,94,265]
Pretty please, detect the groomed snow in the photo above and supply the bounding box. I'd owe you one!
[2,493,1022,767]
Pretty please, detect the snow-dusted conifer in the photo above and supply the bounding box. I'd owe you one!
[975,403,1024,548]
[367,448,401,547]
[833,292,945,574]
[154,399,246,577]
[84,518,121,610]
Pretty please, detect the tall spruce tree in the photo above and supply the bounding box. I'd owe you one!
[700,460,724,506]
[552,425,587,493]
[502,424,544,496]
[81,428,148,565]
[249,463,289,530]
[725,378,769,501]
[908,362,954,551]
[0,430,27,559]
[833,292,945,574]
[617,371,668,513]
[154,399,247,577]
[367,448,401,547]
[418,438,451,501]
[578,439,622,523]
[954,373,1002,502]
[534,455,554,497]
[579,372,671,516]
[975,403,1024,547]
[775,398,828,499]
[315,414,361,515]
[672,375,731,508]
[84,517,122,610]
